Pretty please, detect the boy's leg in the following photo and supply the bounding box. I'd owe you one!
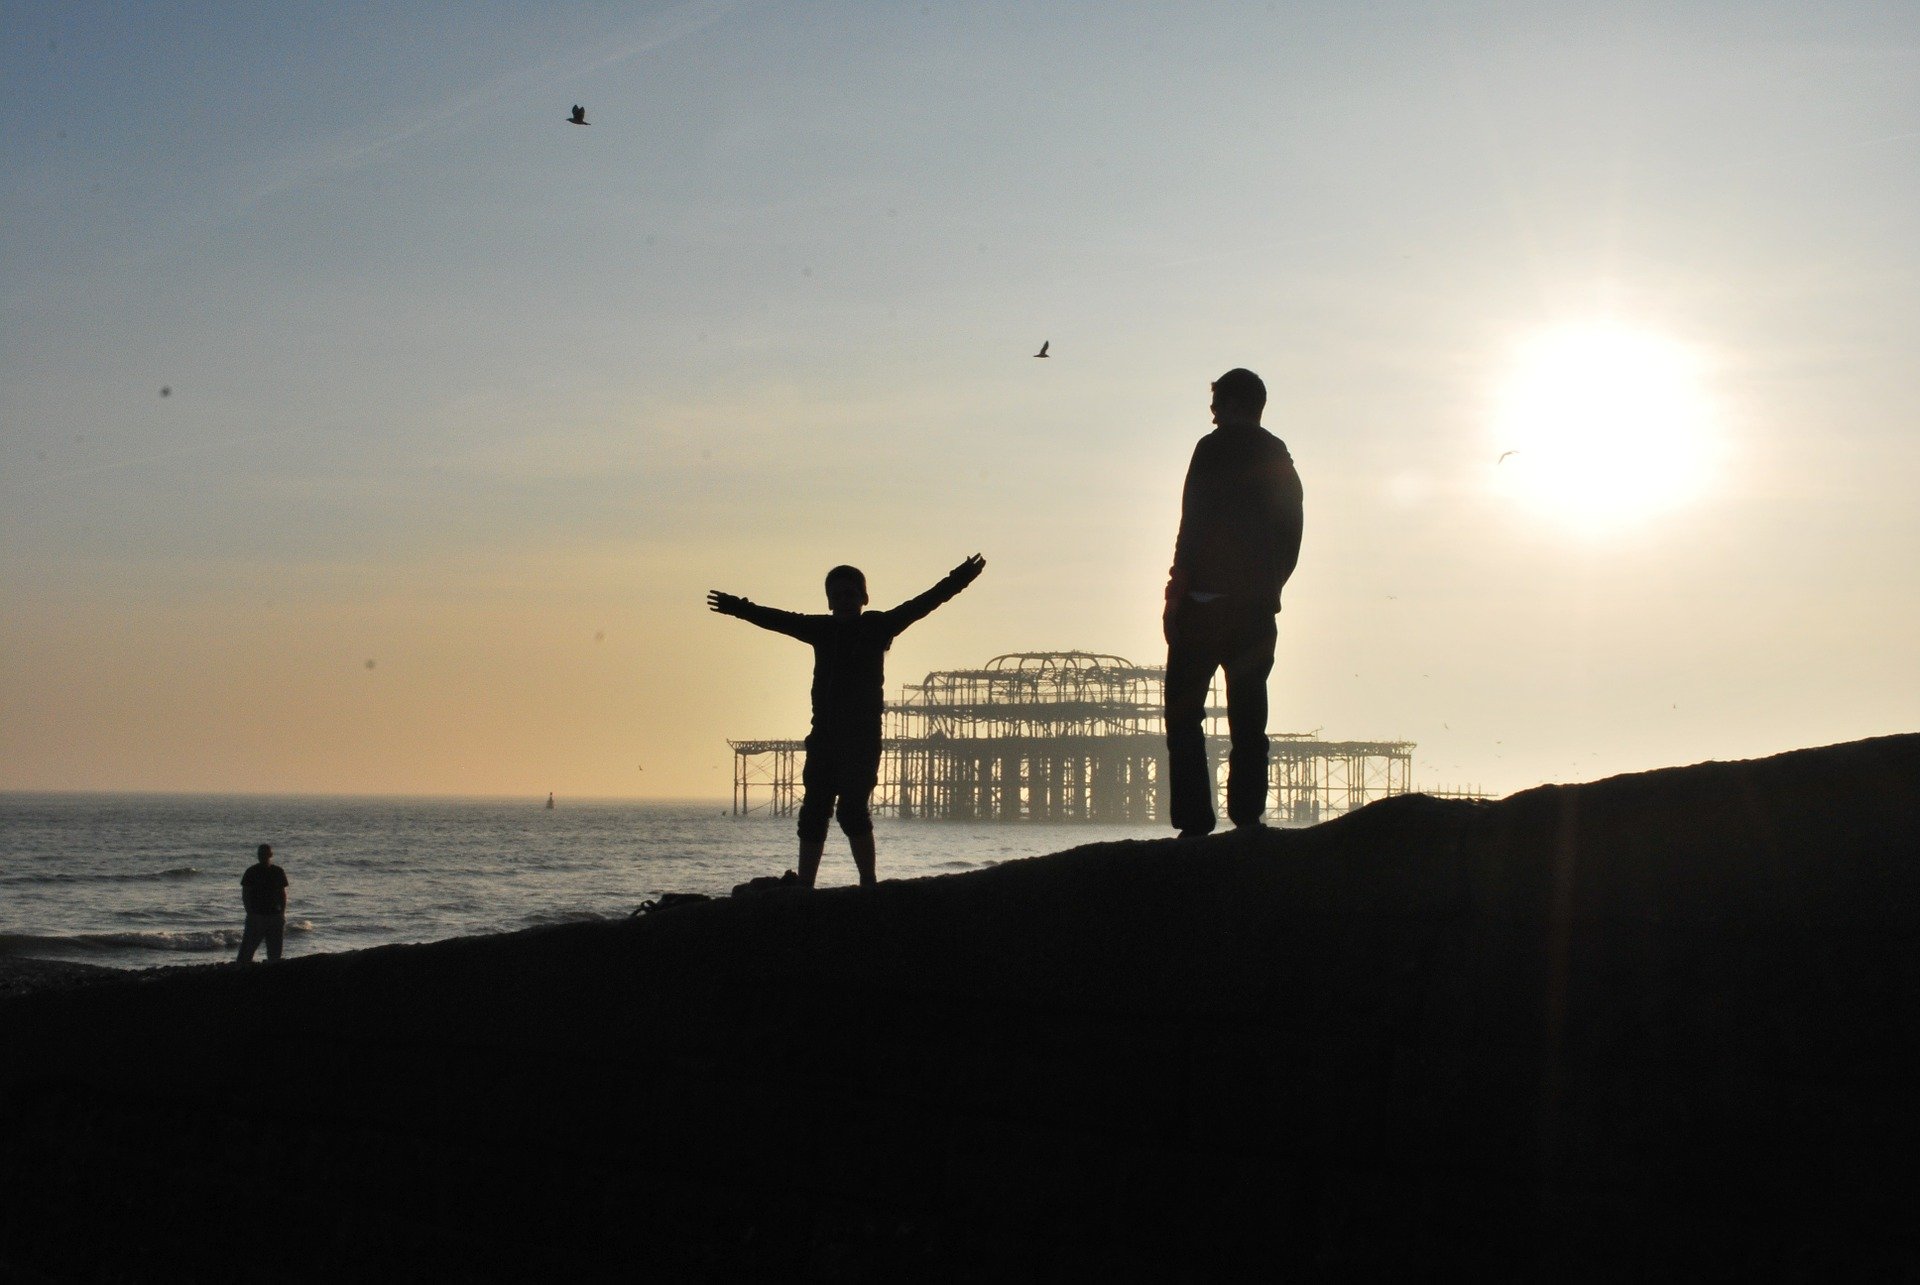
[797,838,826,888]
[796,737,835,888]
[264,913,285,963]
[838,740,883,888]
[847,830,877,889]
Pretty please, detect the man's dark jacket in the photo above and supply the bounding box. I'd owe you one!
[1170,423,1304,613]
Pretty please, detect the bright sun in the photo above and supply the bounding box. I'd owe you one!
[1492,323,1718,531]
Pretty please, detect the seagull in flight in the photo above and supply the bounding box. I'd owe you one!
[1033,341,1049,358]
[1497,450,1518,464]
[567,104,589,126]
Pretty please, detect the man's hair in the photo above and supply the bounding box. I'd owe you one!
[1212,367,1267,415]
[256,843,273,859]
[824,565,866,592]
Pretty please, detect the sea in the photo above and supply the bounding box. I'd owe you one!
[0,794,1155,971]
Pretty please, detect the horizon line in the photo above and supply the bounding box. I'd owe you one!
[0,788,733,806]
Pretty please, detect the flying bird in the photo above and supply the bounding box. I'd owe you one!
[159,386,171,397]
[567,104,589,126]
[1497,450,1518,463]
[1033,341,1049,358]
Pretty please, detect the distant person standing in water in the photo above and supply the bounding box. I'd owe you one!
[1163,368,1304,837]
[708,555,986,888]
[236,843,289,963]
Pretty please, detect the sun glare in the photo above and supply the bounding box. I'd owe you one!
[1492,323,1718,532]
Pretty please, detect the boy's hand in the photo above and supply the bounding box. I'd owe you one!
[707,590,746,616]
[949,554,986,586]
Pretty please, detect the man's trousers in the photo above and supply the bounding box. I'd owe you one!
[1164,597,1277,835]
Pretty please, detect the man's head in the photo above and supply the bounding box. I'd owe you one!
[256,843,273,864]
[1210,368,1266,426]
[824,565,869,617]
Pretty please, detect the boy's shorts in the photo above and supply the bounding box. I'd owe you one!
[797,733,882,841]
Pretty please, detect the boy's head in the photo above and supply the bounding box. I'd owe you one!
[256,843,274,863]
[824,565,868,617]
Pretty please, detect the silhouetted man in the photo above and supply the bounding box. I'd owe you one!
[708,555,986,887]
[1163,368,1304,836]
[236,843,289,963]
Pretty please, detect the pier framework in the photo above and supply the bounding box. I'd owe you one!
[731,651,1413,825]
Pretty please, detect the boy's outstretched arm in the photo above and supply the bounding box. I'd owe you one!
[880,554,985,634]
[706,590,815,640]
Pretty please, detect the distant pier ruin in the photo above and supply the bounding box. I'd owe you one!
[730,651,1414,824]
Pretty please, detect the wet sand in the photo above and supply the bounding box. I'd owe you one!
[3,733,1916,1278]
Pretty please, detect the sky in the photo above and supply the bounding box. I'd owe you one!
[3,1,1917,802]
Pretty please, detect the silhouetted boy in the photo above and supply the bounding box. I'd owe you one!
[1163,368,1304,836]
[708,555,986,887]
[236,843,289,963]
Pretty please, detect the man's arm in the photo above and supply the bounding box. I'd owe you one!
[1269,459,1304,603]
[706,591,817,641]
[1168,441,1206,582]
[1165,443,1205,644]
[879,554,985,635]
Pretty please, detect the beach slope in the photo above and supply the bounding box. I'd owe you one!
[3,733,1917,1278]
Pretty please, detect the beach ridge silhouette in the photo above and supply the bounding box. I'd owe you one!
[2,732,1916,1276]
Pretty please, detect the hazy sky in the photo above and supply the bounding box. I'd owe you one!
[4,1,1917,801]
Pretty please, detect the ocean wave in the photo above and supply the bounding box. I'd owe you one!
[0,865,207,886]
[0,921,314,957]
